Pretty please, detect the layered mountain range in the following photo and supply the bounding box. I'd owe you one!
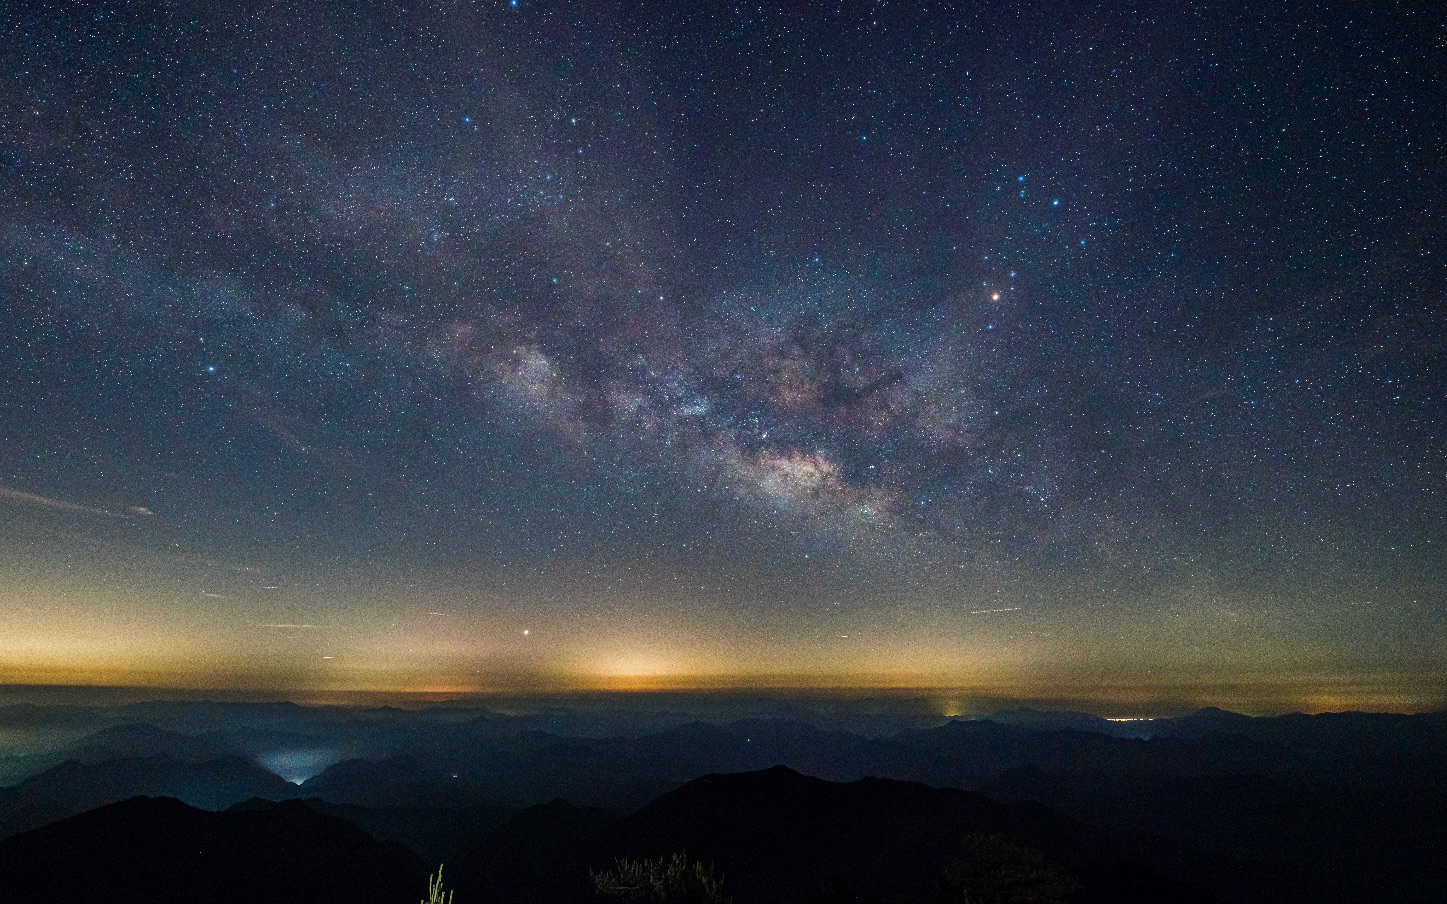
[1,701,1443,902]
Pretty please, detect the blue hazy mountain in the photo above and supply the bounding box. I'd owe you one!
[0,754,301,840]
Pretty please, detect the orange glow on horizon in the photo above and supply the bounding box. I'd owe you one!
[2,663,1443,716]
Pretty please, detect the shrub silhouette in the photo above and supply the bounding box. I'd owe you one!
[593,852,731,904]
[929,835,1079,904]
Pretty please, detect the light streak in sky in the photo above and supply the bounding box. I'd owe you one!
[0,484,149,519]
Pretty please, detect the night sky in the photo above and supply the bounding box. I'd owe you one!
[1,1,1442,711]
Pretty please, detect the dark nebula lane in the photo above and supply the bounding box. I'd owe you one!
[0,1,1442,710]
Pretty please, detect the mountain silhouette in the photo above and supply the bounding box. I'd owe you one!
[299,796,516,865]
[451,795,616,902]
[985,708,1144,737]
[1151,707,1257,739]
[0,795,426,903]
[450,766,1208,904]
[301,755,497,808]
[4,702,1444,902]
[61,723,236,763]
[0,754,301,841]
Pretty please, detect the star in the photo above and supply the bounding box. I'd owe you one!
[0,0,1435,711]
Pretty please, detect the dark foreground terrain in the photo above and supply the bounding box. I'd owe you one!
[1,700,1443,903]
[0,795,426,904]
[0,768,1203,904]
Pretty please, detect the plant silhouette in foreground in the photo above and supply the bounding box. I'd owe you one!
[422,866,453,904]
[593,852,731,904]
[929,835,1079,904]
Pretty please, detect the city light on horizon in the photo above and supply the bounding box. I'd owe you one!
[1,2,1441,720]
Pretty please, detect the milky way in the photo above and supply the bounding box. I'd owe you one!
[1,2,1442,708]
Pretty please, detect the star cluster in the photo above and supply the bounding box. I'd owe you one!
[0,1,1442,709]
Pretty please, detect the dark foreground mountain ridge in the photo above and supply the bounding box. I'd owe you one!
[450,765,1211,904]
[2,703,1444,902]
[0,767,1204,904]
[0,795,426,904]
